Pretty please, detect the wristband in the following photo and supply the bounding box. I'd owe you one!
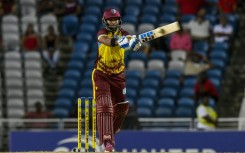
[111,38,117,46]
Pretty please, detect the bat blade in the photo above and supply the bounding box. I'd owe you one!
[138,21,180,43]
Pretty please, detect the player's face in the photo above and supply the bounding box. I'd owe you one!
[106,18,119,26]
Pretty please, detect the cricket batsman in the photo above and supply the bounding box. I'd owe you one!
[92,8,142,152]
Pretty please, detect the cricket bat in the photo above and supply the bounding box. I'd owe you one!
[137,21,180,43]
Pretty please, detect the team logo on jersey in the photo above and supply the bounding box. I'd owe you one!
[111,9,116,14]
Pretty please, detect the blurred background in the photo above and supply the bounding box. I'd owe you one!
[0,0,245,152]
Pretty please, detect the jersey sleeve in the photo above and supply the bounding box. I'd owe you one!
[97,29,108,40]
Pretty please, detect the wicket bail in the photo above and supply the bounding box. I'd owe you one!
[74,97,97,152]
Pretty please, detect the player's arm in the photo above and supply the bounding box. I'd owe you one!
[98,34,137,51]
[97,29,119,47]
[97,31,132,51]
[98,34,118,47]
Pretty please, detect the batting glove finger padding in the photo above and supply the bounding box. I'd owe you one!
[129,35,142,51]
[117,36,131,51]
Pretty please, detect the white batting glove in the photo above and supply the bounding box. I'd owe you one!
[117,36,131,51]
[129,35,142,51]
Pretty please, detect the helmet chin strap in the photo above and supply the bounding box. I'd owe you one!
[107,25,120,32]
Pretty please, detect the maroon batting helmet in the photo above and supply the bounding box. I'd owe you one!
[103,8,121,19]
[102,8,122,32]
